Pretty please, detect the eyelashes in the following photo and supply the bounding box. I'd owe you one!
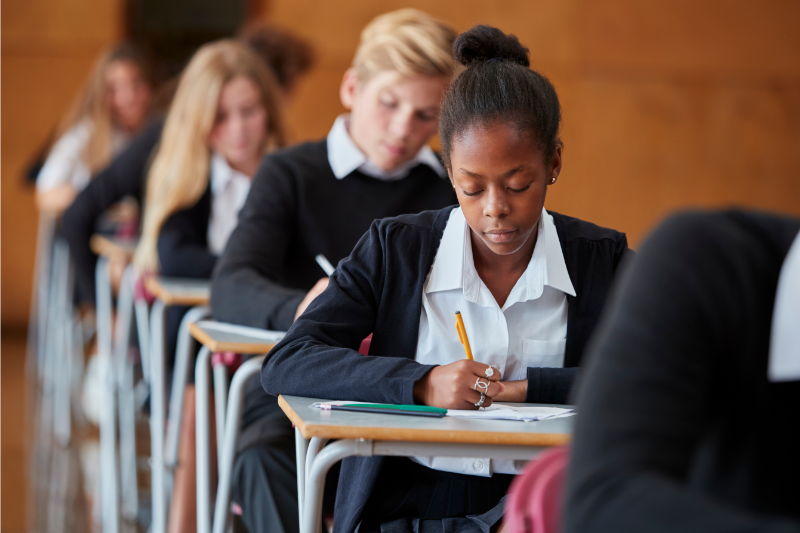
[461,184,532,197]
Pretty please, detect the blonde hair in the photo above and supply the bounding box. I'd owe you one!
[58,43,153,173]
[352,9,457,81]
[134,40,286,272]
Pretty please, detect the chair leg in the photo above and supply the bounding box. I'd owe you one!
[168,386,198,533]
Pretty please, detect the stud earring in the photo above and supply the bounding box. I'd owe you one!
[550,177,557,184]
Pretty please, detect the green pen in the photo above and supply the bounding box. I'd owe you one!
[321,403,447,418]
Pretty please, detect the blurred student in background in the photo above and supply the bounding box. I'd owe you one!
[36,43,154,215]
[566,211,800,533]
[210,9,458,533]
[61,25,314,306]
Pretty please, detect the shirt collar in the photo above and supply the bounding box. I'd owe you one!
[768,231,800,382]
[425,207,576,305]
[210,152,250,194]
[326,114,446,181]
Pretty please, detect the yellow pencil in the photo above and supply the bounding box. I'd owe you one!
[454,311,474,360]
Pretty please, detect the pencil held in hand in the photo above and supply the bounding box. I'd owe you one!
[455,311,474,360]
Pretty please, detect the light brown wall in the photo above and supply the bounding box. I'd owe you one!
[3,0,799,326]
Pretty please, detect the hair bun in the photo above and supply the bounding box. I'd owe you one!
[453,25,530,68]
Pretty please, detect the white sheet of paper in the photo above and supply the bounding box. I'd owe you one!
[445,403,574,421]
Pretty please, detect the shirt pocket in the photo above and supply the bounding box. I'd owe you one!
[522,339,567,369]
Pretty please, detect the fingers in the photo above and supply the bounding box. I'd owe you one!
[465,390,493,409]
[463,360,501,381]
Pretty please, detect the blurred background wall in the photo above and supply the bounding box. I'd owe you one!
[3,0,800,329]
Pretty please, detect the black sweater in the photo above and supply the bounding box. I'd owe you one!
[61,119,164,302]
[262,206,630,533]
[566,211,800,533]
[210,139,458,332]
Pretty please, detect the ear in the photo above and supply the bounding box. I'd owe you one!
[339,68,360,110]
[548,144,563,183]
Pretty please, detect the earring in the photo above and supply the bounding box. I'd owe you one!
[550,177,557,184]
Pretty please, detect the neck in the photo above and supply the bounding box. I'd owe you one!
[227,157,260,179]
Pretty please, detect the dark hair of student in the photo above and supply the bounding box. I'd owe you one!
[238,23,315,91]
[439,25,562,169]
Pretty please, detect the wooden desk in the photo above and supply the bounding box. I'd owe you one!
[280,394,574,533]
[144,277,210,306]
[189,320,285,354]
[190,321,285,533]
[90,234,136,262]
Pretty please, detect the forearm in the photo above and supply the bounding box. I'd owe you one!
[493,380,527,402]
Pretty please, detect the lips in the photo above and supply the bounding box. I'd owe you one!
[484,229,517,243]
[383,142,405,158]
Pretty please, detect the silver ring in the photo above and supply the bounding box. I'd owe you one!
[474,392,486,407]
[484,366,495,378]
[474,378,489,393]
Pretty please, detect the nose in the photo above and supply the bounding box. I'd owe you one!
[389,107,414,140]
[483,186,510,219]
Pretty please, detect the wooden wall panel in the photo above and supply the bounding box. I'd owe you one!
[3,0,799,326]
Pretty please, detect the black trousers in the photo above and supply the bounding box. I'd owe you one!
[232,367,339,533]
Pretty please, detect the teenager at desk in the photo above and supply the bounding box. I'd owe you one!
[565,211,800,533]
[36,43,154,216]
[262,25,630,533]
[210,9,458,533]
[60,26,314,306]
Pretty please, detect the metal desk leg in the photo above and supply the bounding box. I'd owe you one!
[134,299,151,384]
[149,299,168,533]
[303,440,373,533]
[96,258,119,533]
[305,438,329,483]
[211,357,263,533]
[115,267,138,521]
[211,362,229,471]
[295,428,310,532]
[195,346,213,533]
[165,306,211,500]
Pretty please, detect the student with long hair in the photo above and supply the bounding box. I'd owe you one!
[61,27,313,306]
[209,9,459,533]
[261,25,631,532]
[133,40,285,279]
[36,43,154,215]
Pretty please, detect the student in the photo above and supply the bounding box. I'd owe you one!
[564,211,800,533]
[210,9,458,533]
[61,27,314,305]
[261,25,630,533]
[37,43,154,215]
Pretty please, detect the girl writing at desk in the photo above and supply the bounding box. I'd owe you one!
[263,25,631,533]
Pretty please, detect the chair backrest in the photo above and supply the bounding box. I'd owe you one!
[358,333,373,355]
[504,446,569,533]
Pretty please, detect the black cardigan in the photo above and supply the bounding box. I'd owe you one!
[565,211,800,533]
[262,206,630,533]
[157,184,216,279]
[61,119,164,303]
[210,139,458,332]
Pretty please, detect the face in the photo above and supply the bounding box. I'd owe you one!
[449,122,562,258]
[106,60,152,132]
[341,69,448,171]
[208,76,269,176]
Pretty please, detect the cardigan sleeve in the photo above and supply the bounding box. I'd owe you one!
[565,213,800,533]
[261,219,436,405]
[210,155,307,330]
[156,192,216,279]
[61,120,163,303]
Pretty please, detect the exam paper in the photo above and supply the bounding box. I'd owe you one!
[446,404,574,421]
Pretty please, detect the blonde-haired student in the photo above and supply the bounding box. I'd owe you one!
[134,39,284,275]
[209,9,458,533]
[36,43,154,215]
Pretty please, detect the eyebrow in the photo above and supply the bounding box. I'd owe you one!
[458,165,526,179]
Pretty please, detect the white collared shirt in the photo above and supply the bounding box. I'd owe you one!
[207,153,252,255]
[769,231,800,382]
[326,114,446,181]
[413,207,576,477]
[37,118,131,192]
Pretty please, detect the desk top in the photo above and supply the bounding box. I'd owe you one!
[90,234,137,262]
[145,277,210,306]
[189,320,285,353]
[279,395,573,446]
